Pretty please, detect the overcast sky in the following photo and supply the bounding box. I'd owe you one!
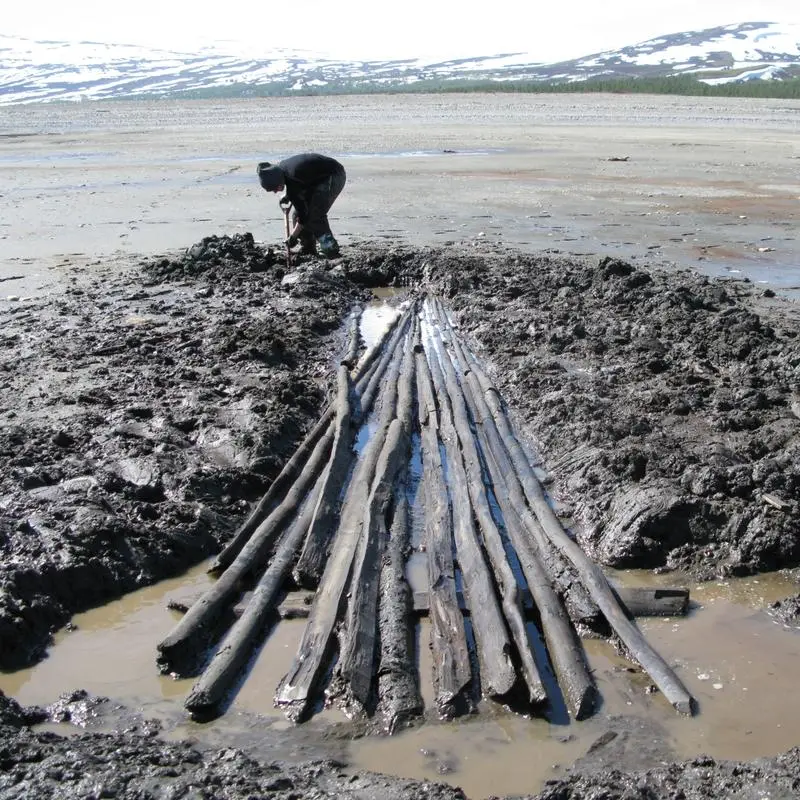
[6,0,800,61]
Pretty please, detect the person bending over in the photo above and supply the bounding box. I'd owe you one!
[257,153,346,258]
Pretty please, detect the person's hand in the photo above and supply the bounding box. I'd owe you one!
[285,233,299,248]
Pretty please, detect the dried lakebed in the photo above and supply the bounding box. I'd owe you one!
[2,236,800,799]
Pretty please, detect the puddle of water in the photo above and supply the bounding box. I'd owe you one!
[358,289,408,351]
[0,563,344,725]
[0,564,212,710]
[1,554,799,798]
[350,569,800,799]
[346,149,505,159]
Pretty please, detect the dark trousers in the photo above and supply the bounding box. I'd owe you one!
[292,167,347,245]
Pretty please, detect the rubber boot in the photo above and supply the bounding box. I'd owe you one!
[318,233,340,258]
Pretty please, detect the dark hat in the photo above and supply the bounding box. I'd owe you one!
[257,162,284,191]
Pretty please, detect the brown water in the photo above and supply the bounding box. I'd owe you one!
[1,565,799,798]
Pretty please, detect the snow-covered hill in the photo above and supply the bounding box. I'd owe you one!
[1,21,798,105]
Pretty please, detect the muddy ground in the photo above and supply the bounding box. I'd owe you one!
[1,234,800,798]
[2,94,800,798]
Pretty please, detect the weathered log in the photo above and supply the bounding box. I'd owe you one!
[157,308,415,672]
[376,496,424,732]
[332,323,417,713]
[612,587,689,618]
[292,304,415,586]
[415,335,472,718]
[430,321,546,706]
[183,365,352,716]
[174,585,689,622]
[429,299,598,630]
[424,328,517,699]
[451,314,695,715]
[344,308,362,369]
[447,331,596,719]
[274,325,410,721]
[210,301,406,574]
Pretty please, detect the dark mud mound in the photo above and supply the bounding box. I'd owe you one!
[0,691,464,800]
[420,249,800,579]
[526,750,800,800]
[0,234,370,669]
[768,593,800,626]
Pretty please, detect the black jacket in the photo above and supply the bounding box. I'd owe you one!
[279,153,345,223]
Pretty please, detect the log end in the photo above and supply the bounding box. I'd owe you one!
[572,684,599,721]
[184,689,223,721]
[206,559,225,576]
[673,695,696,716]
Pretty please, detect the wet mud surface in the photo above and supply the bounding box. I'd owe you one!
[2,233,800,797]
[419,247,800,580]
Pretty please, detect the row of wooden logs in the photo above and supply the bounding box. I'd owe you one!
[157,293,695,730]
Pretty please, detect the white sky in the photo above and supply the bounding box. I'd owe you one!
[5,0,800,61]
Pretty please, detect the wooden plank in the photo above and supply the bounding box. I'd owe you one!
[174,585,690,621]
[376,497,424,731]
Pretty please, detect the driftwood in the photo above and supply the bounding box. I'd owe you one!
[274,324,411,721]
[157,307,414,672]
[210,301,405,574]
[444,328,595,719]
[430,322,546,706]
[415,337,472,717]
[424,328,517,699]
[376,496,424,732]
[451,312,695,715]
[183,364,352,716]
[332,322,417,713]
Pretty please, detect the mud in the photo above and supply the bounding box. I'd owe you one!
[0,234,371,669]
[2,93,800,798]
[417,246,800,582]
[2,234,800,797]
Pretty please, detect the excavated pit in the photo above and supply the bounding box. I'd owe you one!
[2,235,800,799]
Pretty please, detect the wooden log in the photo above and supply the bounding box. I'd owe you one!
[174,584,689,622]
[158,307,413,673]
[429,321,546,706]
[612,587,689,618]
[183,364,352,716]
[332,322,417,713]
[274,325,410,721]
[292,304,415,586]
[344,308,362,369]
[447,331,596,720]
[376,496,424,732]
[210,301,407,574]
[415,334,472,718]
[451,314,695,715]
[429,298,598,630]
[184,471,324,713]
[424,327,517,699]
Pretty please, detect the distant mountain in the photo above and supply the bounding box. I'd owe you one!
[1,21,798,105]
